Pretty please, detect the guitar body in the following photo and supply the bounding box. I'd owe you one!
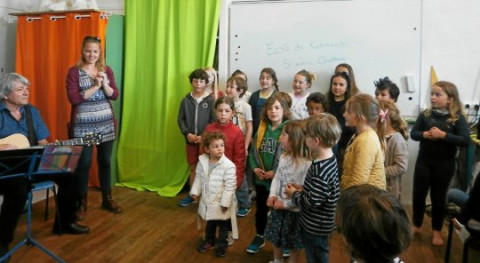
[0,133,31,149]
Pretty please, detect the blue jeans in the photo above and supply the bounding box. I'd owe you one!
[75,140,114,196]
[236,175,251,209]
[301,228,329,263]
[447,188,469,209]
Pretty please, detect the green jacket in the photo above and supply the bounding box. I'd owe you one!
[249,120,287,190]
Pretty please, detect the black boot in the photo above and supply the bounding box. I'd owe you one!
[101,190,122,213]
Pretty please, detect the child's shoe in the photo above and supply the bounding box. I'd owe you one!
[215,247,226,257]
[246,234,265,254]
[237,208,251,217]
[282,248,291,257]
[178,195,194,207]
[197,240,215,252]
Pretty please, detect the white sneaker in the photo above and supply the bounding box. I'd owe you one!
[227,231,234,246]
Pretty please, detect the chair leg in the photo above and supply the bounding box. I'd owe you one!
[445,219,454,263]
[52,185,61,231]
[44,188,50,221]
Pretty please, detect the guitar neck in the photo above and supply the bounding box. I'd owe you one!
[50,138,84,146]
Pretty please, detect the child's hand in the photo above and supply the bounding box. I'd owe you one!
[423,131,432,140]
[266,196,276,207]
[186,133,197,143]
[194,135,202,144]
[273,200,285,210]
[253,168,266,180]
[191,194,198,202]
[221,206,228,212]
[429,127,446,139]
[285,183,302,198]
[264,170,274,180]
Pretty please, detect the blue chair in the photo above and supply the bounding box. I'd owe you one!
[31,180,58,222]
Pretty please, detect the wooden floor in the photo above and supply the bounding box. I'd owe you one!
[6,186,480,263]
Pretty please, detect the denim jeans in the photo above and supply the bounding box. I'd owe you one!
[447,188,469,209]
[236,176,251,209]
[301,228,330,263]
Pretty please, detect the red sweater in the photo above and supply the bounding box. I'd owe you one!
[204,121,246,188]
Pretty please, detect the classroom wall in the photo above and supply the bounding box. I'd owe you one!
[218,0,480,205]
[1,0,477,205]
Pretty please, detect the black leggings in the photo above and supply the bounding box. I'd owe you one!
[412,158,455,231]
[254,184,269,235]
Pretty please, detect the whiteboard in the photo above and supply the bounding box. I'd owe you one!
[229,0,422,116]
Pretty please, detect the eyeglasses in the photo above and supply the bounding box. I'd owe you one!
[83,36,101,43]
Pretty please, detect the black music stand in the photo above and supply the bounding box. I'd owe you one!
[0,145,82,263]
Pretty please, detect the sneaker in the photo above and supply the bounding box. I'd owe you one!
[178,196,194,207]
[227,231,235,246]
[216,247,226,257]
[237,208,251,217]
[282,248,291,257]
[197,240,215,252]
[246,234,265,254]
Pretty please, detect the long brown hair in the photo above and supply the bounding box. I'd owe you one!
[281,120,310,165]
[425,81,464,124]
[345,94,386,152]
[76,36,105,71]
[335,63,360,95]
[378,101,409,140]
[260,92,292,123]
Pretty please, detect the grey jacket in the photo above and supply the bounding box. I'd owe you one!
[177,93,215,142]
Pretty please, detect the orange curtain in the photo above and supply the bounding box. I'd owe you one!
[15,11,108,186]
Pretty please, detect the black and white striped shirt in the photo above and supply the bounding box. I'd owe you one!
[292,156,339,236]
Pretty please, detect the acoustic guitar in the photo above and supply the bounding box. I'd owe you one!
[0,133,101,149]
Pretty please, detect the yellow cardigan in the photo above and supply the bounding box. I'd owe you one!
[341,128,386,191]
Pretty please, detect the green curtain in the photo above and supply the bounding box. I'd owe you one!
[105,15,124,184]
[117,0,221,196]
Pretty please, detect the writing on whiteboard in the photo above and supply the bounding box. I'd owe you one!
[264,40,350,56]
[282,56,345,69]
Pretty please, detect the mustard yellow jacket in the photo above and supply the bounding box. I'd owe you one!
[341,128,386,191]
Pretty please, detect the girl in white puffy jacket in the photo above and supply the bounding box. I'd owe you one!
[190,131,237,257]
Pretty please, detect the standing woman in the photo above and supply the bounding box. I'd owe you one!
[66,36,122,219]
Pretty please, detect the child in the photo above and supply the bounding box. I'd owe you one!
[335,63,360,95]
[246,92,291,254]
[285,113,342,263]
[375,76,400,103]
[191,131,237,257]
[378,101,409,200]
[336,184,412,263]
[326,72,355,174]
[410,81,470,246]
[177,69,216,207]
[306,92,327,116]
[231,69,251,102]
[204,67,223,100]
[289,69,314,120]
[225,77,253,217]
[248,67,279,136]
[341,94,386,191]
[265,121,311,263]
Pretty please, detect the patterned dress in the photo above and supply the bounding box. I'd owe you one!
[73,69,116,142]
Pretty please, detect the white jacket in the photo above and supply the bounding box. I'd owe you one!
[190,153,238,238]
